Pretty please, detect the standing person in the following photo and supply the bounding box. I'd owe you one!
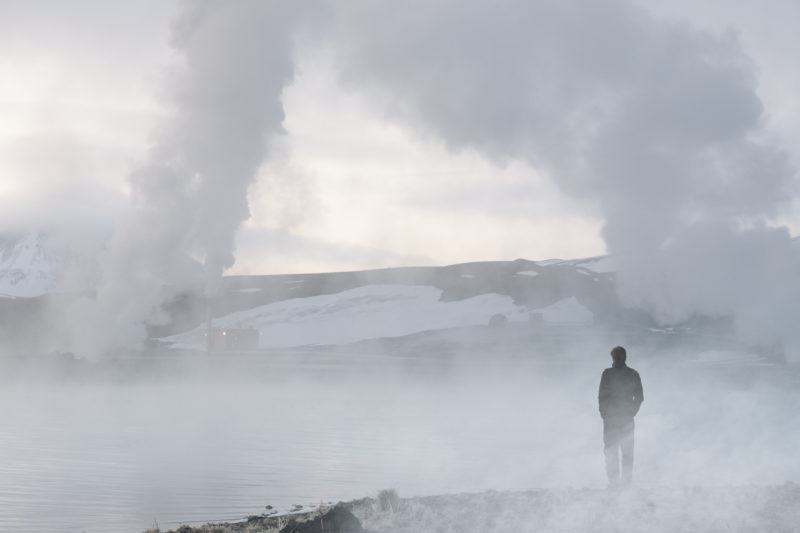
[598,346,643,488]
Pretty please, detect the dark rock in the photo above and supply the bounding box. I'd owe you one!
[279,505,365,533]
[488,313,508,328]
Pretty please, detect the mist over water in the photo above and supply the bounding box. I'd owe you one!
[2,339,799,532]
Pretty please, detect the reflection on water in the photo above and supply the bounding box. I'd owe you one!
[0,352,797,532]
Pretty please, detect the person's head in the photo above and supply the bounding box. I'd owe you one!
[610,346,627,363]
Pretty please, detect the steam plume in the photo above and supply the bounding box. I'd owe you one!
[62,0,800,357]
[329,0,798,353]
[68,0,321,356]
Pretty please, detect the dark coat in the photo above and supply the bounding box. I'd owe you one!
[598,361,643,421]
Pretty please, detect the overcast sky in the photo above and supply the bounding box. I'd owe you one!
[1,0,798,275]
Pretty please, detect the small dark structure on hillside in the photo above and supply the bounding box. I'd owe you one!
[488,313,509,328]
[529,312,545,326]
[206,327,259,351]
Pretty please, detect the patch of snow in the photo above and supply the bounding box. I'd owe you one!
[515,270,539,277]
[0,231,108,298]
[0,233,62,298]
[536,258,564,266]
[577,255,618,273]
[460,274,476,279]
[233,288,261,293]
[533,296,593,325]
[163,284,530,350]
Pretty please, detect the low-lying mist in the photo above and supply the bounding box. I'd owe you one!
[2,329,797,531]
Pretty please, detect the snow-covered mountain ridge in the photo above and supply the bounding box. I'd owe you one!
[0,233,66,298]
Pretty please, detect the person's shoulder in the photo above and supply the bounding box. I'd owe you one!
[627,367,641,377]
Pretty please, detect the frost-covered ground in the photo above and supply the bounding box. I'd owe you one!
[149,485,800,532]
[354,486,800,533]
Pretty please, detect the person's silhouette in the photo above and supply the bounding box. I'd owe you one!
[598,346,643,488]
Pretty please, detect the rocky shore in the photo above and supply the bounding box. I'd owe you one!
[144,485,800,533]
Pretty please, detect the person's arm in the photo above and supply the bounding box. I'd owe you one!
[598,370,609,419]
[632,370,644,416]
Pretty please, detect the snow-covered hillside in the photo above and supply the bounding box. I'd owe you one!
[0,233,64,298]
[163,285,595,350]
[0,247,619,354]
[0,231,109,299]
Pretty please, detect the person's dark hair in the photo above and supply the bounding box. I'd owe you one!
[611,346,627,363]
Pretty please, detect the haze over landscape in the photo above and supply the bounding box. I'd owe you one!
[2,1,800,532]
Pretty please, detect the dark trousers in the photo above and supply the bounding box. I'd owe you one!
[603,418,634,485]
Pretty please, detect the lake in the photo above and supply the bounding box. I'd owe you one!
[0,351,797,532]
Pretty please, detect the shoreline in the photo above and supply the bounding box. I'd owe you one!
[144,484,800,533]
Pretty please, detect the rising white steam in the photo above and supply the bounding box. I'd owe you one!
[66,0,322,356]
[61,0,800,357]
[328,0,798,354]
